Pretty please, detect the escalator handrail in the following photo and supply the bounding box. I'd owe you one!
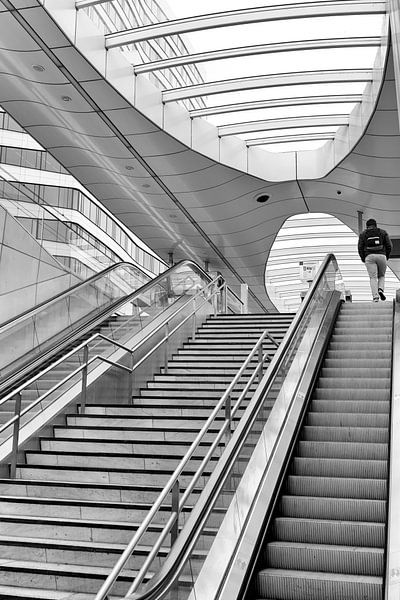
[117,253,340,600]
[0,260,151,332]
[1,274,227,478]
[0,261,216,397]
[0,260,213,394]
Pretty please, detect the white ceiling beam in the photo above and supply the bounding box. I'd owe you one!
[76,0,109,8]
[246,132,336,145]
[105,1,386,48]
[189,94,363,118]
[162,69,372,102]
[134,36,381,74]
[219,115,348,136]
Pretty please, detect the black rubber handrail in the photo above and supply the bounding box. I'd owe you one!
[119,253,339,600]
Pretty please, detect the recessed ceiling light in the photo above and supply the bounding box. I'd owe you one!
[61,95,72,102]
[142,183,150,188]
[32,64,45,72]
[256,194,270,203]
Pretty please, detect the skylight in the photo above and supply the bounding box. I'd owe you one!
[83,0,387,153]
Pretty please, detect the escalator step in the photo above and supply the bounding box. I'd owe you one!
[292,457,387,478]
[272,517,385,547]
[279,495,386,522]
[265,541,383,576]
[255,568,382,600]
[297,440,388,460]
[285,476,386,500]
[306,412,389,427]
[310,399,389,414]
[301,426,389,443]
[313,389,389,401]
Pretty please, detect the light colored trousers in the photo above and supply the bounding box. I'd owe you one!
[365,254,387,299]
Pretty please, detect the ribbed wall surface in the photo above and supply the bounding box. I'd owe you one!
[0,312,294,599]
[253,301,392,600]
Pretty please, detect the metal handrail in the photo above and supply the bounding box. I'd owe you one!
[119,253,340,600]
[1,274,227,478]
[0,259,214,395]
[94,327,279,600]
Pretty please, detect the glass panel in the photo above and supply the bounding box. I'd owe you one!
[0,262,215,384]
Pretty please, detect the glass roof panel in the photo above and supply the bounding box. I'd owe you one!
[171,11,384,50]
[143,2,386,151]
[196,48,377,84]
[205,103,357,126]
[203,82,369,107]
[89,1,387,151]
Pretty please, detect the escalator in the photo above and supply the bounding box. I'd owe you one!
[99,253,396,600]
[0,256,294,598]
[246,300,391,600]
[0,252,395,600]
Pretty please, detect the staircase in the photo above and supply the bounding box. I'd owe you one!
[252,301,392,600]
[0,312,293,599]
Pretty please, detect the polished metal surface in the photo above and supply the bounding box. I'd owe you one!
[215,293,341,600]
[118,254,342,600]
[134,38,381,74]
[93,308,279,599]
[385,294,400,600]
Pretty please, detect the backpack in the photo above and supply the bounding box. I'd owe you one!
[365,228,384,252]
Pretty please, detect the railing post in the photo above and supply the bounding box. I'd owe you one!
[212,290,217,317]
[128,351,134,405]
[222,284,227,314]
[164,322,169,375]
[225,394,232,445]
[192,298,197,340]
[81,345,89,415]
[10,392,22,479]
[171,479,180,546]
[258,345,263,384]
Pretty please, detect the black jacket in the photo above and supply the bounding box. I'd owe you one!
[358,226,392,263]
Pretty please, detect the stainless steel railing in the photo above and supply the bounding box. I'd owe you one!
[94,326,279,600]
[1,274,226,477]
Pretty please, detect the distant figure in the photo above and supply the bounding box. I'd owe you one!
[358,218,392,302]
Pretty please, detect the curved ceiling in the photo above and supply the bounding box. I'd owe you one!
[0,1,398,311]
